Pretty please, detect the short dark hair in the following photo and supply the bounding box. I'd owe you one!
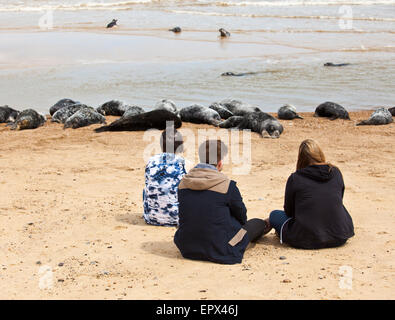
[198,139,228,166]
[160,128,184,154]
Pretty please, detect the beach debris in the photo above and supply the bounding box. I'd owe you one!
[36,261,41,265]
[282,279,292,283]
[58,262,64,267]
[279,256,287,260]
[106,19,118,28]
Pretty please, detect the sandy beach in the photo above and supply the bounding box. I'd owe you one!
[0,110,394,300]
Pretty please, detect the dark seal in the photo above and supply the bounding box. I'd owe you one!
[106,19,118,28]
[10,109,46,130]
[324,62,351,67]
[278,104,303,120]
[388,107,395,116]
[314,102,350,120]
[0,106,20,123]
[219,28,231,38]
[169,27,182,33]
[94,109,181,132]
[208,102,234,120]
[49,99,77,116]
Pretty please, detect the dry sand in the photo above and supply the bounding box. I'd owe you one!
[0,110,394,300]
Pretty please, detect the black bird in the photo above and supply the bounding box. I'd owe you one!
[219,28,231,38]
[169,27,182,33]
[106,19,118,29]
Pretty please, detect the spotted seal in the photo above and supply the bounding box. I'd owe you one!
[356,108,393,126]
[64,108,106,129]
[179,104,221,126]
[314,102,350,120]
[10,109,46,130]
[277,104,303,120]
[49,99,77,116]
[219,111,284,138]
[94,109,181,132]
[0,106,20,123]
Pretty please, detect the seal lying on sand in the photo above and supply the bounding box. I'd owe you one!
[388,107,395,116]
[49,99,77,116]
[179,104,221,126]
[356,108,393,126]
[95,109,181,132]
[208,102,234,119]
[0,106,19,123]
[278,104,303,120]
[97,100,141,116]
[219,111,284,138]
[221,71,263,77]
[10,109,46,130]
[154,99,179,115]
[324,62,351,67]
[314,102,350,120]
[219,28,231,38]
[64,108,106,129]
[169,27,182,33]
[218,99,261,117]
[52,103,89,123]
[122,106,145,118]
[106,19,118,28]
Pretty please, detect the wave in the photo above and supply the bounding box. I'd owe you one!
[200,0,395,7]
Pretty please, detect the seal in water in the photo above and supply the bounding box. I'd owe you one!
[94,109,181,132]
[314,102,350,120]
[324,62,351,67]
[356,108,393,126]
[218,99,261,117]
[106,19,118,28]
[49,99,77,116]
[277,104,303,120]
[10,109,46,130]
[208,102,234,119]
[64,108,106,129]
[179,104,221,126]
[154,99,179,115]
[52,104,91,124]
[169,27,182,33]
[388,107,395,116]
[219,28,231,38]
[221,71,263,77]
[0,106,20,123]
[220,111,284,138]
[97,100,138,116]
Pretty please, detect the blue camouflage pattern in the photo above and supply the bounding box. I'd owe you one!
[143,153,186,226]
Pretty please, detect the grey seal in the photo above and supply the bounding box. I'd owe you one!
[221,71,263,77]
[52,103,89,123]
[324,62,351,67]
[64,108,106,129]
[314,102,350,120]
[179,104,221,126]
[388,107,395,116]
[219,111,284,138]
[208,102,234,119]
[356,108,393,126]
[218,99,261,117]
[97,100,140,116]
[278,104,303,120]
[169,27,182,33]
[0,106,20,123]
[121,106,145,118]
[49,99,77,116]
[219,28,231,38]
[154,99,179,115]
[94,109,181,132]
[10,109,46,130]
[106,19,117,28]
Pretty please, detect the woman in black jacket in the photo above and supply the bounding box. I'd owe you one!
[269,139,354,249]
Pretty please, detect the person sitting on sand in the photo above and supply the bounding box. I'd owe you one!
[174,139,271,264]
[143,127,186,226]
[268,139,354,249]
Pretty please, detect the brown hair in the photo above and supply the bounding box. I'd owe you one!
[296,139,331,170]
[160,128,184,154]
[198,139,228,166]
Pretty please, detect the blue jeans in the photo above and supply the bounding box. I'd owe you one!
[269,210,291,234]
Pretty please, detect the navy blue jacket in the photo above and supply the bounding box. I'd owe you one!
[174,166,249,264]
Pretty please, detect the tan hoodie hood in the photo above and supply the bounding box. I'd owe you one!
[178,168,230,194]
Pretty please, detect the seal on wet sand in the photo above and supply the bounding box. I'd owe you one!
[179,104,221,126]
[94,109,181,132]
[0,106,20,123]
[10,109,46,130]
[314,102,350,120]
[356,108,393,126]
[278,104,303,120]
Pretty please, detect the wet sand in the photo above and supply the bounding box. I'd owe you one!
[0,110,394,299]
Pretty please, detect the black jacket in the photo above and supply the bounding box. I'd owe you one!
[282,165,354,249]
[174,167,249,264]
